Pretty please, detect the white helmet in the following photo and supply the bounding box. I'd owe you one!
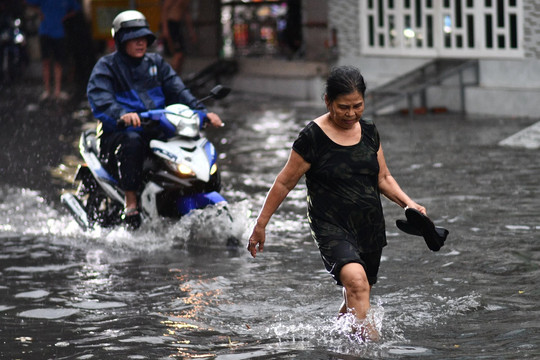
[111,10,156,46]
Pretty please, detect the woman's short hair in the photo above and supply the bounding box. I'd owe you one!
[324,65,367,102]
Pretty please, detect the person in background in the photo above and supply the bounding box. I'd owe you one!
[247,66,426,341]
[62,1,95,99]
[0,0,27,81]
[282,0,303,59]
[161,0,196,75]
[87,10,222,230]
[25,0,80,101]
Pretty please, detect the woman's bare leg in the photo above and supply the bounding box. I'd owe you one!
[339,263,379,340]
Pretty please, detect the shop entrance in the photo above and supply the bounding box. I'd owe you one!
[220,0,303,59]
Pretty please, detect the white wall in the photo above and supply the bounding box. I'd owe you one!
[328,0,540,118]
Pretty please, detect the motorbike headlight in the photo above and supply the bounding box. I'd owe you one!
[166,160,195,177]
[177,163,195,176]
[210,163,218,175]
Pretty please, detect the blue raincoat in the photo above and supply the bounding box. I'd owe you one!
[87,51,205,136]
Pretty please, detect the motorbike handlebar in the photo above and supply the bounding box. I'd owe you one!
[116,116,155,128]
[116,85,230,128]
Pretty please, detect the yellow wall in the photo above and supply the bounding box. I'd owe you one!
[90,0,161,40]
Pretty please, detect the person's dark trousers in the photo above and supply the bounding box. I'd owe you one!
[99,131,148,191]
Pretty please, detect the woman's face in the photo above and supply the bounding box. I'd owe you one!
[326,90,365,129]
[125,36,148,58]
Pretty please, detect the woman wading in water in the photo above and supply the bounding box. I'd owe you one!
[247,66,426,340]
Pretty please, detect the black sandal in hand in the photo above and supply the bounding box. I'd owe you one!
[396,208,449,252]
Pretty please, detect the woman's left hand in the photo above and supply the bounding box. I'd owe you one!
[406,203,427,215]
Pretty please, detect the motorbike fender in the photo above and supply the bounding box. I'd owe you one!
[203,141,217,166]
[81,148,117,184]
[80,151,124,204]
[176,191,226,216]
[150,138,212,182]
[140,182,164,220]
[61,193,90,230]
[76,130,124,206]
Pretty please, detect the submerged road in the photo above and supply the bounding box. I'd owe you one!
[0,74,539,359]
[0,79,84,201]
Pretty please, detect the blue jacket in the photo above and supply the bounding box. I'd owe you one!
[87,51,205,135]
[26,0,81,38]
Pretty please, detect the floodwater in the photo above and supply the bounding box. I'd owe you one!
[1,82,539,359]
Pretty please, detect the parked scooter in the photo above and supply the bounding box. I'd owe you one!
[0,14,27,82]
[61,85,232,232]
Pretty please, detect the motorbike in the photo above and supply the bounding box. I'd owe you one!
[0,14,27,82]
[61,85,233,233]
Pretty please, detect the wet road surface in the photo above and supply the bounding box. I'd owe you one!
[0,79,539,359]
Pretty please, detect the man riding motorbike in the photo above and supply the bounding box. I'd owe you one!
[87,10,223,230]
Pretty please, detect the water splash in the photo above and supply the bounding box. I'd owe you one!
[164,200,251,250]
[69,200,251,252]
[0,187,57,234]
[329,306,385,344]
[0,185,251,253]
[258,303,390,356]
[251,289,482,357]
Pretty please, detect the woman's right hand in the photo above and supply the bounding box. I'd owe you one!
[247,224,266,258]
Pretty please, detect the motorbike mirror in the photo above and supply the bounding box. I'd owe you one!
[195,85,231,105]
[210,85,231,100]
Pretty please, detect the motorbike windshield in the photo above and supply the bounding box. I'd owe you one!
[164,105,200,138]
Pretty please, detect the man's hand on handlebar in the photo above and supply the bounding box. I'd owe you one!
[206,112,224,127]
[120,112,141,128]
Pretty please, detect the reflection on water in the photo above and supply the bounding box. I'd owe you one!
[1,97,539,358]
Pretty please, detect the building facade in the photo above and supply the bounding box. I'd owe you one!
[79,1,540,117]
[330,0,540,117]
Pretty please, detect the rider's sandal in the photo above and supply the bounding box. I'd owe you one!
[122,208,141,230]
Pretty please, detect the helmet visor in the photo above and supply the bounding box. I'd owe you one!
[119,27,156,45]
[119,18,148,29]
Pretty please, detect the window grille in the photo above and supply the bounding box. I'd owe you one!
[360,0,522,57]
